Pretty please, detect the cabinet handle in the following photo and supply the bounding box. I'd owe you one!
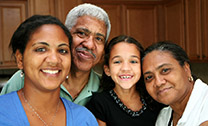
[202,55,206,59]
[0,61,3,65]
[197,55,200,59]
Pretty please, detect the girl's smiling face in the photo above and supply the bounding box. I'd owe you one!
[104,42,141,90]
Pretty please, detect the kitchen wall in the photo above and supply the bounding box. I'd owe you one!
[191,63,208,83]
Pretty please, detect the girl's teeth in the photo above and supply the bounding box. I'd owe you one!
[121,76,131,79]
[42,70,59,74]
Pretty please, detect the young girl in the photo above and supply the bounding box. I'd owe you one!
[86,35,162,126]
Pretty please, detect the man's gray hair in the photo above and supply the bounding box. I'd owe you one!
[65,3,111,42]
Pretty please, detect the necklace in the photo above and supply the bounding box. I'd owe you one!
[21,91,60,126]
[109,90,147,117]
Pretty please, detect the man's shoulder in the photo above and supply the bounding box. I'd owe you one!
[62,97,90,113]
[0,70,24,95]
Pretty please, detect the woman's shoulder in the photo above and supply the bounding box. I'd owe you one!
[156,106,172,123]
[0,91,18,102]
[61,97,92,114]
[61,97,98,126]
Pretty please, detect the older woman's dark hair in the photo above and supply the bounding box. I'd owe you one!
[142,41,190,66]
[9,15,72,56]
[142,41,196,80]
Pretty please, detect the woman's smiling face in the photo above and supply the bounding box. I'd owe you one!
[16,24,71,91]
[142,50,193,105]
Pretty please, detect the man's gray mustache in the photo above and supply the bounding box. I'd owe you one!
[76,48,96,58]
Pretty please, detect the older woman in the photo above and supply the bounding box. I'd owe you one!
[142,41,208,126]
[0,15,98,126]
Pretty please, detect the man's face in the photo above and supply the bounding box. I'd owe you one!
[70,15,107,72]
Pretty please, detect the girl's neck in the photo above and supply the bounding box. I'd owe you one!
[113,85,138,98]
[113,87,142,111]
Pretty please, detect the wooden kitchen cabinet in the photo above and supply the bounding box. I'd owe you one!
[1,0,207,70]
[201,0,208,61]
[164,0,185,48]
[185,0,202,61]
[90,3,122,41]
[0,0,77,69]
[124,4,158,48]
[83,0,162,48]
[164,0,208,62]
[0,1,27,69]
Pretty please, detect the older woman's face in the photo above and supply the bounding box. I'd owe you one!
[142,50,192,105]
[16,24,71,91]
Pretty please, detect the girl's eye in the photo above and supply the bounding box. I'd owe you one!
[35,48,46,52]
[113,61,121,64]
[130,60,138,63]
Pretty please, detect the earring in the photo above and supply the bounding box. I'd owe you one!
[20,70,24,78]
[188,76,194,82]
[66,75,69,79]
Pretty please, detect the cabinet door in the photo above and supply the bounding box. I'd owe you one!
[124,4,158,48]
[27,0,55,17]
[95,4,122,41]
[164,0,185,48]
[185,0,202,61]
[202,0,208,61]
[0,1,26,69]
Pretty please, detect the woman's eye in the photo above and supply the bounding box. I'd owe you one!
[35,48,46,52]
[59,49,68,54]
[162,68,170,74]
[145,75,153,82]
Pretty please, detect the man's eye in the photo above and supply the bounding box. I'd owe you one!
[74,30,88,38]
[95,36,105,44]
[77,32,86,37]
[35,48,46,52]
